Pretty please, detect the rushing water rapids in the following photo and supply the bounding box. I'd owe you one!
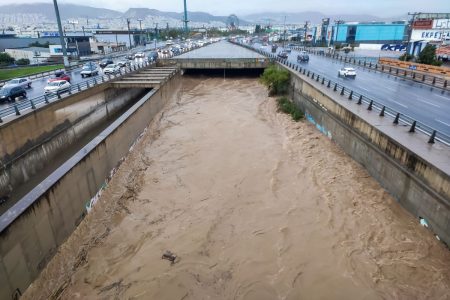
[23,76,450,300]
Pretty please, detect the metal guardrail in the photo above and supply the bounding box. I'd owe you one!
[297,48,449,91]
[0,61,153,123]
[234,42,450,146]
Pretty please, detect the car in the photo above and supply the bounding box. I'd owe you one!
[3,77,32,89]
[99,58,114,68]
[44,80,71,94]
[147,51,159,62]
[271,45,277,53]
[134,52,145,59]
[80,63,99,77]
[116,60,130,68]
[0,86,27,103]
[170,47,180,56]
[103,64,121,74]
[285,48,292,53]
[48,71,71,83]
[297,52,309,62]
[125,53,135,60]
[338,67,357,78]
[278,51,289,59]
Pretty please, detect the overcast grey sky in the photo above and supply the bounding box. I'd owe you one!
[2,0,449,16]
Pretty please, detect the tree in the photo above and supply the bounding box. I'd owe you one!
[417,44,441,66]
[16,58,30,66]
[0,52,14,66]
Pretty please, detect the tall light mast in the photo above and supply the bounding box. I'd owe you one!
[183,0,189,35]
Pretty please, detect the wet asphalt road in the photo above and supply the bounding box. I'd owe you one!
[259,44,450,137]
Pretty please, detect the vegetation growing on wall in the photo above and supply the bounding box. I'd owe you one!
[260,64,290,96]
[276,96,304,121]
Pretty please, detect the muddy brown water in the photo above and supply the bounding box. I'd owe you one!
[23,77,450,300]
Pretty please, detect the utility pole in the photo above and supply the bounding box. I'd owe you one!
[138,19,143,45]
[183,0,189,36]
[154,23,158,50]
[52,0,69,68]
[334,20,344,47]
[407,12,420,57]
[127,18,132,49]
[283,15,286,47]
[304,21,309,45]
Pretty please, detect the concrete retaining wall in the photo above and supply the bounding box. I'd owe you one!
[0,86,146,205]
[286,66,450,245]
[0,71,180,299]
[164,58,269,69]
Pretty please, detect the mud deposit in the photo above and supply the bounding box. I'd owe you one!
[24,77,450,300]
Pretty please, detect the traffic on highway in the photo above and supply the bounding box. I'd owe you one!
[252,41,450,139]
[0,37,222,113]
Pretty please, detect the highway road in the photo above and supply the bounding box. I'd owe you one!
[0,41,169,110]
[257,44,450,138]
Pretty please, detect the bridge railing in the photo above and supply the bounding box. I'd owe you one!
[297,48,449,91]
[232,41,450,146]
[0,61,154,123]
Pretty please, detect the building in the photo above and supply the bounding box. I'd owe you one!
[89,37,127,55]
[331,22,407,46]
[408,13,450,56]
[4,47,51,64]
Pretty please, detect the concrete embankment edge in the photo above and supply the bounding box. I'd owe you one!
[0,86,147,204]
[285,64,450,246]
[0,71,180,299]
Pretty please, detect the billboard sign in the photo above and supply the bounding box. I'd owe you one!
[413,19,433,29]
[434,19,450,29]
[411,29,450,41]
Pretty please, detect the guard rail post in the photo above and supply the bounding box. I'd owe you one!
[340,86,345,95]
[393,113,400,124]
[368,100,373,110]
[44,94,49,104]
[409,121,416,133]
[348,90,353,100]
[428,130,436,144]
[333,83,338,91]
[14,104,20,116]
[380,106,385,117]
[30,99,36,109]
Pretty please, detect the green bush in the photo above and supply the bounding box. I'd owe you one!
[0,52,15,66]
[260,64,290,96]
[16,58,30,66]
[276,97,303,121]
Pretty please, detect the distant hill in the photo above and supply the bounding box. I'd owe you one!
[0,3,407,26]
[123,8,234,24]
[0,3,122,20]
[243,11,407,24]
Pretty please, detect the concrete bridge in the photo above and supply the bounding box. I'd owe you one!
[0,40,449,300]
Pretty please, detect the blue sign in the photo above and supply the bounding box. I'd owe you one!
[409,65,417,70]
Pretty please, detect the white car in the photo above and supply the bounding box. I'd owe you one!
[44,80,71,94]
[134,52,145,59]
[4,77,32,89]
[338,67,357,79]
[103,64,121,74]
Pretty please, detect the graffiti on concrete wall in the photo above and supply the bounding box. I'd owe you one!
[305,111,332,139]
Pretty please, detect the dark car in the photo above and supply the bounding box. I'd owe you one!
[0,86,26,103]
[48,71,71,83]
[170,47,181,56]
[271,45,277,53]
[297,52,310,62]
[148,51,159,62]
[278,51,289,59]
[99,58,114,68]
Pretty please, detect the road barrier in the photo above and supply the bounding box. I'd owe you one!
[299,48,450,91]
[233,41,450,146]
[0,41,208,123]
[0,61,153,123]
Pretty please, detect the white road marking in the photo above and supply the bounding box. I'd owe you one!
[436,119,450,127]
[433,93,450,100]
[417,99,441,108]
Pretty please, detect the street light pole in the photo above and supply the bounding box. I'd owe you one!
[154,23,158,50]
[127,18,132,49]
[138,19,143,45]
[52,0,69,68]
[183,0,189,35]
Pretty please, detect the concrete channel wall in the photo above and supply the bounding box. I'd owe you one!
[164,58,270,69]
[0,71,181,299]
[285,65,450,245]
[0,85,146,204]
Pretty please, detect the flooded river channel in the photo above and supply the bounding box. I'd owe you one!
[24,76,450,300]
